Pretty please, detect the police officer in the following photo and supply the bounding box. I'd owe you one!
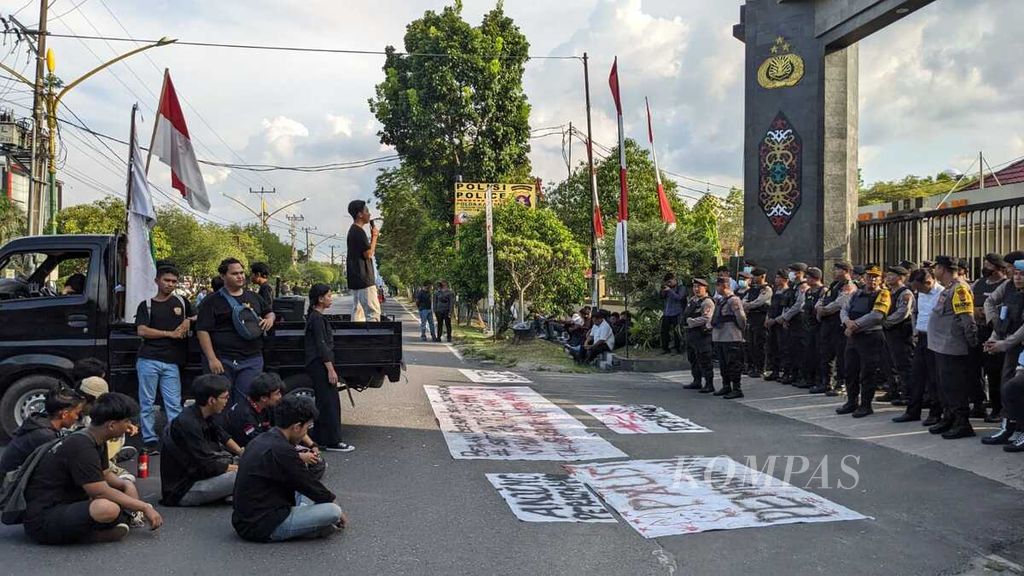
[712,277,748,399]
[764,270,790,381]
[895,268,944,424]
[743,267,772,378]
[779,263,808,385]
[814,262,855,395]
[927,255,979,439]
[972,253,1010,422]
[882,266,915,405]
[982,259,1024,445]
[798,267,825,390]
[682,279,716,393]
[837,265,891,418]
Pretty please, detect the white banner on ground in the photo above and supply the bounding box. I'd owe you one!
[568,457,867,538]
[577,405,711,434]
[486,473,617,523]
[459,369,532,384]
[425,386,626,461]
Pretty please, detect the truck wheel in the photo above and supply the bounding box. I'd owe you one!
[282,373,312,394]
[1,374,62,441]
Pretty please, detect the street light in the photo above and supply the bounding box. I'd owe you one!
[0,36,177,234]
[224,194,308,231]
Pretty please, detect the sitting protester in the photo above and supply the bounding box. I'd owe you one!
[22,393,162,545]
[232,395,346,542]
[75,373,137,482]
[0,388,84,475]
[160,374,242,507]
[222,373,320,452]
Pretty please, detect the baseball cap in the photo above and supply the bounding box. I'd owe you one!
[78,376,109,400]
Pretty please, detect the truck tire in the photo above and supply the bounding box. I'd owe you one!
[1,374,63,441]
[282,373,312,394]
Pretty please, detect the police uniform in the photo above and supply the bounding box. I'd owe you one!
[682,281,715,392]
[816,265,854,394]
[882,268,915,404]
[742,269,772,377]
[800,278,824,390]
[837,268,891,418]
[984,280,1024,447]
[972,265,1009,420]
[927,256,979,439]
[780,263,809,384]
[712,290,747,399]
[765,273,790,380]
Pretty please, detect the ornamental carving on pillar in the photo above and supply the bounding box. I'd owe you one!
[757,36,805,89]
[758,112,802,235]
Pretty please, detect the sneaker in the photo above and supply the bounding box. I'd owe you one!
[143,442,160,456]
[115,446,138,464]
[324,442,355,453]
[118,472,137,483]
[89,523,129,543]
[1004,432,1024,453]
[128,511,146,528]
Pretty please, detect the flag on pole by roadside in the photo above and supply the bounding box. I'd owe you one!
[645,97,676,232]
[150,69,210,213]
[609,57,628,274]
[125,106,158,321]
[589,138,606,239]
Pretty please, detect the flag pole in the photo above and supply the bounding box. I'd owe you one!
[583,53,600,310]
[124,104,137,229]
[145,68,169,175]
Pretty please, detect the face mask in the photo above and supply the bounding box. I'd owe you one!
[738,279,748,289]
[787,271,796,282]
[981,267,994,278]
[743,266,753,274]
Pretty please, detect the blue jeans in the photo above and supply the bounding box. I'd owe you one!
[136,358,183,444]
[204,355,264,406]
[269,494,343,541]
[418,309,436,339]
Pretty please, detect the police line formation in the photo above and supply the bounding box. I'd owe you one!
[666,252,1024,450]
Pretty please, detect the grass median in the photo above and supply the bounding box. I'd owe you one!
[451,324,593,373]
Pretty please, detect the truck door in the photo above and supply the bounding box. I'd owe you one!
[0,247,100,363]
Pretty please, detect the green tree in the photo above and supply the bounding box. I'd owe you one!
[369,1,532,224]
[58,197,170,258]
[858,172,974,206]
[545,139,690,249]
[717,187,744,258]
[0,197,26,244]
[453,203,586,332]
[691,194,722,266]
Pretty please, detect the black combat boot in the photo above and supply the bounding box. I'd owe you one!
[699,383,715,394]
[723,383,744,400]
[941,415,975,439]
[852,403,874,418]
[835,401,857,415]
[928,412,955,435]
[713,383,732,397]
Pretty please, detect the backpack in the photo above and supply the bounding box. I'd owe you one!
[219,288,264,341]
[0,431,85,525]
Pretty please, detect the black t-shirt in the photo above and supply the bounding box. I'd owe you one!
[24,431,106,518]
[346,224,374,290]
[195,289,268,360]
[221,400,274,447]
[135,296,194,365]
[257,283,274,310]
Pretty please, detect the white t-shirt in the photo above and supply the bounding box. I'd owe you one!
[589,320,615,349]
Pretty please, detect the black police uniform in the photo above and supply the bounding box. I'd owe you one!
[883,285,915,402]
[800,285,824,389]
[819,280,849,390]
[712,295,744,395]
[839,287,890,415]
[780,284,803,383]
[765,287,789,379]
[743,282,769,376]
[683,297,714,390]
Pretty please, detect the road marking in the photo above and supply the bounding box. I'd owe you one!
[445,343,464,362]
[396,299,465,363]
[742,393,824,402]
[768,403,843,412]
[856,431,931,440]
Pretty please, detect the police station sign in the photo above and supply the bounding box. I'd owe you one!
[454,182,538,224]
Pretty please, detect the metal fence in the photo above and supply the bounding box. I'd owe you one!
[856,197,1024,277]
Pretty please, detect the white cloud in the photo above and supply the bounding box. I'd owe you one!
[259,116,309,159]
[326,114,353,138]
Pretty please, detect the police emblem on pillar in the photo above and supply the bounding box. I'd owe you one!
[757,36,805,89]
[758,112,802,235]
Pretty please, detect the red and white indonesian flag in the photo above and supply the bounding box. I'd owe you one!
[609,58,628,274]
[125,114,157,321]
[646,97,676,232]
[151,70,210,213]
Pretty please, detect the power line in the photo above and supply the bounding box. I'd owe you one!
[48,0,91,23]
[11,30,582,60]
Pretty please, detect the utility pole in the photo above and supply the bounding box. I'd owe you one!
[29,0,48,236]
[567,121,573,180]
[303,226,316,263]
[286,214,304,265]
[249,187,276,230]
[330,245,338,266]
[583,52,601,309]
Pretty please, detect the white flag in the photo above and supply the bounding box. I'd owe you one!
[125,117,158,322]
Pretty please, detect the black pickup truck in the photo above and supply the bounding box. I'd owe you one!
[0,234,403,440]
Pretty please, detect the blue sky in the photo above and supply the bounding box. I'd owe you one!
[1,0,1021,258]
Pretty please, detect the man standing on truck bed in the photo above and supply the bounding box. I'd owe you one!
[197,258,276,404]
[135,264,193,454]
[346,200,380,322]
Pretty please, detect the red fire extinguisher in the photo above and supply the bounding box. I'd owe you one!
[138,452,149,479]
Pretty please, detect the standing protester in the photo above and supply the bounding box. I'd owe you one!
[882,266,915,406]
[250,262,274,310]
[660,273,685,354]
[798,268,825,390]
[232,395,346,542]
[972,253,1009,422]
[434,281,454,343]
[814,262,855,395]
[414,282,437,342]
[160,375,242,507]
[0,388,84,475]
[712,277,747,399]
[742,267,772,379]
[134,264,193,454]
[22,393,162,545]
[895,268,943,423]
[715,266,739,294]
[837,265,890,418]
[764,270,790,381]
[683,279,716,392]
[927,256,979,439]
[305,283,354,453]
[780,263,808,385]
[196,258,276,405]
[982,260,1024,446]
[346,200,381,322]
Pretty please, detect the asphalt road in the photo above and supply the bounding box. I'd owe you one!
[1,298,1022,575]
